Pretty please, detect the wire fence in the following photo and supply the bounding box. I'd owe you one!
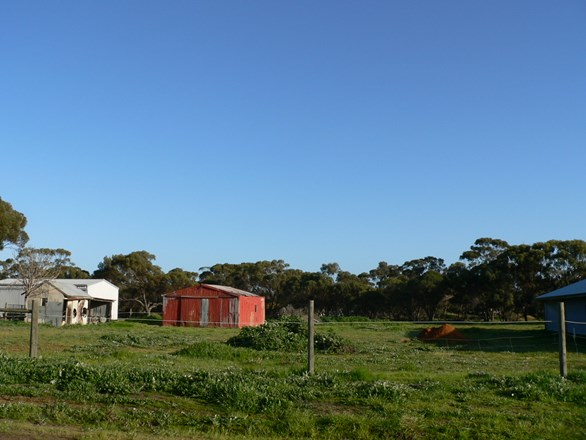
[3,309,586,355]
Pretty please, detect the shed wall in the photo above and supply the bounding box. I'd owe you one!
[163,285,265,327]
[162,296,241,327]
[543,300,586,336]
[238,296,265,328]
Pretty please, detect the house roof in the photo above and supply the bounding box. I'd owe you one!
[48,280,92,299]
[0,279,23,287]
[0,279,112,300]
[54,279,118,289]
[537,279,586,301]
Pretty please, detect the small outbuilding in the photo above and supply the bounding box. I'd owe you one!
[163,284,265,328]
[537,279,586,336]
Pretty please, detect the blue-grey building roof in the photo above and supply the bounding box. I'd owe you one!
[537,279,586,301]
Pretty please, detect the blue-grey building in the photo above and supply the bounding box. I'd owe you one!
[537,279,586,336]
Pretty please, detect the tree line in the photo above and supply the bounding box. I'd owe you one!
[195,238,586,321]
[2,197,585,320]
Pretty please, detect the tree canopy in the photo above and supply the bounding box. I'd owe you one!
[0,197,28,250]
[94,251,198,315]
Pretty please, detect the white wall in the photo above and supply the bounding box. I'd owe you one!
[86,281,119,320]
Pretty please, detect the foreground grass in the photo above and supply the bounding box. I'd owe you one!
[0,320,584,439]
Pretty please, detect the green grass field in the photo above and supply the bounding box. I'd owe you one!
[0,319,584,439]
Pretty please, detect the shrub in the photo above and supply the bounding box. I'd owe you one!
[227,317,351,353]
[314,331,350,353]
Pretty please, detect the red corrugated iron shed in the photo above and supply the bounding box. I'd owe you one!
[162,284,265,328]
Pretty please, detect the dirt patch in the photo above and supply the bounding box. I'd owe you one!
[418,324,468,342]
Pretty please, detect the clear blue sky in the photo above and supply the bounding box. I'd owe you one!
[1,1,585,275]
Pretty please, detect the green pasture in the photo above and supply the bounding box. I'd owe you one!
[0,319,584,439]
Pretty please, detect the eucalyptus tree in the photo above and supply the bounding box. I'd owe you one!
[367,261,401,289]
[388,257,447,320]
[459,238,511,320]
[163,267,199,292]
[499,244,548,320]
[319,268,373,316]
[539,240,586,288]
[0,197,28,251]
[460,238,510,268]
[94,251,166,316]
[199,260,295,315]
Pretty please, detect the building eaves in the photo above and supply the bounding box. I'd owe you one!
[536,279,586,301]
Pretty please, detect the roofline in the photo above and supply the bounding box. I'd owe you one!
[45,280,91,299]
[165,295,237,300]
[199,284,250,297]
[54,279,119,289]
[165,283,260,298]
[537,293,586,301]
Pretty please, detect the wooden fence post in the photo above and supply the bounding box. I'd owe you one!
[308,300,314,375]
[29,299,40,358]
[558,301,567,378]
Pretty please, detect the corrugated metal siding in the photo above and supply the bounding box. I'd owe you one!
[167,285,226,299]
[543,300,586,336]
[238,296,265,328]
[163,284,265,328]
[163,298,178,326]
[200,299,209,326]
[183,298,201,326]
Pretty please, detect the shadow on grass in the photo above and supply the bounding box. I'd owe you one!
[407,325,586,353]
[124,315,163,326]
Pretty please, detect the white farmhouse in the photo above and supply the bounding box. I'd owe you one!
[0,279,118,326]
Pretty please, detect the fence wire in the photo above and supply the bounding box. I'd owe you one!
[4,311,586,355]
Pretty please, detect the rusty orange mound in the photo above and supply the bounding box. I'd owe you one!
[418,324,468,342]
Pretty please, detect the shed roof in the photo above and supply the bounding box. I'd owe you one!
[166,284,260,298]
[536,279,586,301]
[201,284,260,297]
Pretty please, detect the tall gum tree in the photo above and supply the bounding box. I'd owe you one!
[0,197,28,251]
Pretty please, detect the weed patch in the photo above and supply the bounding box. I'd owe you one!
[173,341,249,361]
[0,322,584,439]
[467,371,586,403]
